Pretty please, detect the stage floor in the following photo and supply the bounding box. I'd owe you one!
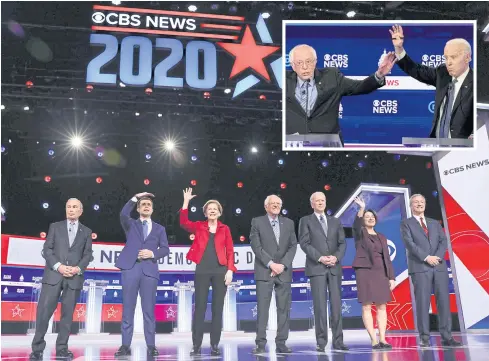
[1,330,488,361]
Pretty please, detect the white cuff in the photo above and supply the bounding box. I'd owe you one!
[53,262,61,271]
[131,197,138,202]
[396,50,406,60]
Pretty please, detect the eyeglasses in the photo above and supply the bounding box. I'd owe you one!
[269,202,282,206]
[293,59,317,67]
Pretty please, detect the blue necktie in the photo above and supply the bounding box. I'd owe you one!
[142,220,148,240]
[439,79,457,138]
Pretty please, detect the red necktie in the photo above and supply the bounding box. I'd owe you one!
[420,217,429,236]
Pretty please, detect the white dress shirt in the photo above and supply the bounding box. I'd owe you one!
[412,214,432,261]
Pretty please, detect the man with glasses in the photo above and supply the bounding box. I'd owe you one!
[249,195,298,354]
[285,44,397,144]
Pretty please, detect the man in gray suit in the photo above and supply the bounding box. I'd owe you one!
[400,194,462,348]
[30,198,94,360]
[249,195,298,354]
[299,192,349,351]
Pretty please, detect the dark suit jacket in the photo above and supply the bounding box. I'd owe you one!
[298,213,346,277]
[397,54,473,138]
[351,216,395,280]
[41,220,94,290]
[286,68,384,137]
[400,216,448,274]
[249,215,297,282]
[115,200,170,280]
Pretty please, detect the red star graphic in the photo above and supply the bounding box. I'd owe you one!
[218,25,280,82]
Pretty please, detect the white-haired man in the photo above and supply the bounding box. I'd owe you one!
[285,44,397,142]
[390,25,473,139]
[249,195,298,354]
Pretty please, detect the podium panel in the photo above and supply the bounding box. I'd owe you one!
[222,282,240,332]
[174,281,194,333]
[79,279,109,334]
[285,134,343,149]
[402,137,473,148]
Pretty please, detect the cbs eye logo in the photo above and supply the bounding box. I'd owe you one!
[444,170,448,176]
[92,12,106,24]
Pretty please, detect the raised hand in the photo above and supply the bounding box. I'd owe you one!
[377,51,397,77]
[354,197,366,209]
[135,192,154,199]
[389,24,404,51]
[183,188,197,202]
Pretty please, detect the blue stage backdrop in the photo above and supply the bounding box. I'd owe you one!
[285,22,474,145]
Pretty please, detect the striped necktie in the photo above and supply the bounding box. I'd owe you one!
[300,81,310,115]
[271,220,280,243]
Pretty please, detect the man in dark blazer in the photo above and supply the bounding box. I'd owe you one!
[400,194,462,348]
[298,192,348,351]
[30,198,94,360]
[390,24,473,139]
[114,192,170,357]
[249,195,298,354]
[285,44,397,142]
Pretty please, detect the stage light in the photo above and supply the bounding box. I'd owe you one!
[188,4,197,12]
[1,105,5,110]
[278,159,284,165]
[203,91,211,99]
[229,5,237,13]
[86,84,93,92]
[191,206,196,212]
[327,209,333,216]
[164,140,175,151]
[190,234,195,240]
[70,136,83,148]
[394,154,401,161]
[145,153,152,160]
[97,151,103,158]
[23,106,30,111]
[237,181,243,188]
[96,177,103,184]
[259,94,266,100]
[112,0,121,5]
[48,149,55,156]
[239,235,246,242]
[251,147,258,153]
[191,155,198,162]
[145,88,153,95]
[190,179,197,186]
[158,113,163,117]
[324,184,331,191]
[144,179,150,185]
[426,162,432,169]
[42,202,49,209]
[135,112,140,116]
[92,233,98,239]
[93,204,100,211]
[26,80,33,88]
[346,10,356,18]
[119,82,126,87]
[9,139,12,143]
[321,160,329,167]
[224,88,231,94]
[40,232,46,238]
[44,176,51,183]
[261,12,271,19]
[1,146,5,153]
[280,182,287,189]
[236,156,243,163]
[282,209,288,215]
[432,191,438,197]
[235,208,242,215]
[399,178,406,185]
[357,161,365,168]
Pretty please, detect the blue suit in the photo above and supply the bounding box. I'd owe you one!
[115,199,169,347]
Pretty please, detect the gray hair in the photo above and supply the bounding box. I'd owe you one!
[264,194,282,207]
[66,198,83,210]
[310,192,326,203]
[409,194,426,206]
[446,38,472,56]
[289,44,317,63]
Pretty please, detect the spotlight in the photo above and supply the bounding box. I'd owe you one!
[203,91,211,99]
[158,113,163,117]
[96,177,103,184]
[278,159,284,165]
[229,5,237,13]
[40,232,46,238]
[237,181,244,188]
[188,4,197,12]
[346,10,356,18]
[42,202,49,209]
[97,151,103,158]
[86,84,93,92]
[26,80,34,88]
[191,155,198,162]
[112,0,121,5]
[191,206,197,212]
[48,149,55,156]
[239,235,246,242]
[70,136,83,148]
[394,154,401,161]
[432,191,438,197]
[261,12,271,19]
[224,88,231,94]
[399,178,406,185]
[190,234,195,240]
[280,182,287,189]
[259,94,266,100]
[190,179,197,186]
[326,209,333,216]
[135,112,140,116]
[23,106,30,111]
[145,153,152,160]
[1,146,5,153]
[44,176,51,183]
[91,233,98,239]
[1,105,5,110]
[321,160,329,167]
[426,162,432,169]
[235,208,242,215]
[145,88,153,95]
[236,156,243,163]
[93,204,100,211]
[357,161,365,168]
[324,184,331,191]
[282,209,288,215]
[251,147,258,153]
[144,179,150,186]
[164,140,175,151]
[119,82,126,87]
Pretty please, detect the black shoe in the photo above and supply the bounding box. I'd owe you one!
[333,343,350,351]
[379,342,393,349]
[190,347,201,356]
[29,352,43,361]
[276,346,292,353]
[211,345,221,356]
[147,346,159,356]
[372,343,383,350]
[419,340,430,348]
[316,345,326,352]
[441,338,463,347]
[115,345,131,357]
[56,349,74,358]
[252,346,266,354]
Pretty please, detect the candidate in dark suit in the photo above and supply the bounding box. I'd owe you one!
[390,25,473,139]
[30,198,93,361]
[249,195,298,354]
[400,194,462,348]
[351,197,395,350]
[180,188,237,357]
[285,44,397,142]
[114,192,170,357]
[298,192,348,351]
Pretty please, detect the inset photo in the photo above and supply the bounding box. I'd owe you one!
[282,20,476,150]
